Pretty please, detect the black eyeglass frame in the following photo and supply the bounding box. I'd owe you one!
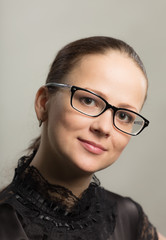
[45,82,149,136]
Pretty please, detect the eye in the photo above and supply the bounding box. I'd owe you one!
[116,111,134,124]
[80,97,96,106]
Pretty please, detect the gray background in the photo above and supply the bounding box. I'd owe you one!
[1,0,166,235]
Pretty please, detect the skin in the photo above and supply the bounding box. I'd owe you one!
[33,50,147,194]
[158,233,166,240]
[33,51,165,239]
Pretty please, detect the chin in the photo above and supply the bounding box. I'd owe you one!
[72,155,115,175]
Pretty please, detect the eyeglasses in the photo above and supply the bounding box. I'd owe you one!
[45,82,149,136]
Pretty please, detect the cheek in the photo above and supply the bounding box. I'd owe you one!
[112,132,131,158]
[48,101,90,138]
[99,133,131,171]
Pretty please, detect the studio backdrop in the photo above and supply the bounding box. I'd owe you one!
[1,0,166,234]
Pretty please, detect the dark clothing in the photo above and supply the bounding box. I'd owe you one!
[0,153,158,240]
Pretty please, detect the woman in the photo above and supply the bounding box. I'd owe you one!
[0,36,165,239]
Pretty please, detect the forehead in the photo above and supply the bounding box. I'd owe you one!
[67,51,147,111]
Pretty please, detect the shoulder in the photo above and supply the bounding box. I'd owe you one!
[97,187,158,239]
[0,203,17,232]
[0,203,29,240]
[98,187,140,214]
[0,184,15,203]
[97,187,142,225]
[0,202,16,221]
[0,185,18,226]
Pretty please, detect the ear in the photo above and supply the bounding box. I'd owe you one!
[35,86,50,123]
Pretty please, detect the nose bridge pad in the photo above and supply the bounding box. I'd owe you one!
[107,104,117,125]
[105,105,114,124]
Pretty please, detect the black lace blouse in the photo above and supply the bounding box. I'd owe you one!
[0,153,158,240]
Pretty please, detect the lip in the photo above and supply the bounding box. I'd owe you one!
[78,138,107,155]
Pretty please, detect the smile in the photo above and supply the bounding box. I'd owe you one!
[78,138,107,155]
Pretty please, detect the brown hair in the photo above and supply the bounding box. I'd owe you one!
[28,36,148,153]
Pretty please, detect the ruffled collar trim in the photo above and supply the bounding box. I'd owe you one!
[13,151,100,213]
[12,151,116,233]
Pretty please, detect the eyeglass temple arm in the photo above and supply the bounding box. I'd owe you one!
[45,83,71,89]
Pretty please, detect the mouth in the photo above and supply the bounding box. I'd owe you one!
[78,138,107,155]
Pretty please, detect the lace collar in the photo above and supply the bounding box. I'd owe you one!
[13,151,100,215]
[11,152,116,234]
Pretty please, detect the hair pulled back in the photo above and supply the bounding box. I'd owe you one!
[28,36,147,153]
[46,36,147,84]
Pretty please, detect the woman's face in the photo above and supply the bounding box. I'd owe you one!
[43,51,147,175]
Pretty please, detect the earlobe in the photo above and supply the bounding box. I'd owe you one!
[35,86,49,123]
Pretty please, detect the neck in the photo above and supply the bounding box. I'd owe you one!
[31,146,93,197]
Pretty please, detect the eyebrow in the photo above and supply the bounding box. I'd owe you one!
[86,87,107,99]
[86,87,138,112]
[117,104,138,112]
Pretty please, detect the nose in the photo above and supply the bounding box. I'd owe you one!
[90,110,113,138]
